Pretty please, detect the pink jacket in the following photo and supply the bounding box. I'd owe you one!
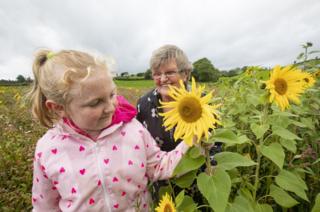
[32,96,189,211]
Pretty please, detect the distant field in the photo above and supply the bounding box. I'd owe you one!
[114,79,154,89]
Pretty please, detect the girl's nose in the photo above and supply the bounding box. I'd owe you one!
[104,101,115,113]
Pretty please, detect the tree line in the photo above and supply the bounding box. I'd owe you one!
[4,42,319,84]
[143,57,245,82]
[0,75,33,86]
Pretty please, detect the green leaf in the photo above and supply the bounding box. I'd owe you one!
[270,110,298,117]
[173,152,205,176]
[250,123,269,139]
[247,93,260,107]
[300,117,315,130]
[296,52,304,60]
[254,203,273,212]
[290,120,307,128]
[261,143,285,169]
[270,184,299,208]
[225,193,256,212]
[215,152,257,170]
[275,170,309,201]
[209,129,250,146]
[197,168,231,212]
[158,185,173,201]
[312,193,320,212]
[173,170,197,188]
[175,190,185,208]
[313,158,320,165]
[239,188,254,202]
[270,116,292,128]
[272,126,301,140]
[176,195,197,212]
[189,146,202,158]
[279,138,297,153]
[222,118,236,128]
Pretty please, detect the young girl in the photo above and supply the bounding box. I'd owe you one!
[29,50,189,211]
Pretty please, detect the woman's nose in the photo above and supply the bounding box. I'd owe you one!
[160,74,168,82]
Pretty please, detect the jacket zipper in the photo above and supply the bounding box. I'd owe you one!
[95,142,111,210]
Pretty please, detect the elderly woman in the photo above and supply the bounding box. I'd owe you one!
[136,45,221,204]
[137,44,192,151]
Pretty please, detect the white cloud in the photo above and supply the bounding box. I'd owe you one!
[0,0,319,79]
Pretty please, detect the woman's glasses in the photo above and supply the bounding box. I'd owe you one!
[152,70,182,80]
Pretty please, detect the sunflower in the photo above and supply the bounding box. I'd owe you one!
[155,193,176,212]
[265,65,307,111]
[159,77,221,146]
[313,69,320,78]
[245,67,254,76]
[301,72,315,88]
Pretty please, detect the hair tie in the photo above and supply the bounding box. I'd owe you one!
[46,52,55,60]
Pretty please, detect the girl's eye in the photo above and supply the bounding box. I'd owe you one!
[88,99,102,107]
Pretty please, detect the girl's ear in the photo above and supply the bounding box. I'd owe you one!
[45,100,66,117]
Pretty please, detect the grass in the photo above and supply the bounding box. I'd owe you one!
[114,79,154,89]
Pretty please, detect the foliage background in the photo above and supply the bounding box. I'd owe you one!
[0,47,319,210]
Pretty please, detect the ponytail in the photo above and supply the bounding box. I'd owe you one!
[28,50,56,128]
[27,49,109,128]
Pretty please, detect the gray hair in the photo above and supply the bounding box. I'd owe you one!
[150,45,193,77]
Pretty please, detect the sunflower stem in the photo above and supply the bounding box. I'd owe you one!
[253,147,262,201]
[253,104,269,201]
[204,143,213,176]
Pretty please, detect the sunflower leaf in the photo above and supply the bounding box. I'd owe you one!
[269,184,299,208]
[311,193,320,212]
[209,129,250,146]
[225,194,255,212]
[250,123,269,139]
[214,152,257,170]
[279,138,297,153]
[197,168,231,212]
[313,158,320,165]
[261,143,285,169]
[172,151,205,176]
[300,117,315,130]
[176,195,197,212]
[189,146,202,158]
[275,170,309,201]
[272,126,302,140]
[253,203,273,212]
[173,170,197,188]
[175,190,185,208]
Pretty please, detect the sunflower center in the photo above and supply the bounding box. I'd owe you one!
[274,78,287,95]
[178,96,202,123]
[164,204,174,212]
[304,78,309,83]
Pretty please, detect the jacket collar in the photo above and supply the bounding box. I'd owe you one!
[57,95,136,141]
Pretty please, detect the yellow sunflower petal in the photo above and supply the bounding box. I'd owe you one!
[159,78,221,146]
[265,65,309,111]
[155,193,176,212]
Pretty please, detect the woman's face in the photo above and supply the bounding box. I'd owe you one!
[152,60,188,101]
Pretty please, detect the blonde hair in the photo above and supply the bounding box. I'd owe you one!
[150,44,193,77]
[28,49,109,128]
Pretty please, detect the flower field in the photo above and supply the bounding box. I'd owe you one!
[0,66,319,211]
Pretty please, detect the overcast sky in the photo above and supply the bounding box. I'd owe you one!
[0,0,319,80]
